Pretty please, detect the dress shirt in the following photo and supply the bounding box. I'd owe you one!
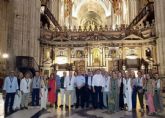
[55,75,61,90]
[60,76,65,89]
[3,76,18,93]
[88,76,93,86]
[124,78,132,92]
[156,79,160,89]
[20,78,32,93]
[32,76,41,89]
[136,77,144,87]
[64,76,75,90]
[75,75,85,87]
[132,78,137,86]
[104,76,110,92]
[92,74,105,87]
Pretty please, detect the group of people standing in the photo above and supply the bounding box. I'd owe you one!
[3,70,52,115]
[2,69,164,116]
[89,69,164,115]
[57,69,164,115]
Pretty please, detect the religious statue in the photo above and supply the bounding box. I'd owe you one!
[71,48,75,58]
[94,25,98,31]
[104,25,108,31]
[92,48,101,66]
[99,25,103,31]
[109,25,113,31]
[78,26,82,32]
[64,0,73,17]
[63,26,67,31]
[75,50,81,58]
[83,25,87,32]
[88,25,92,31]
[73,25,77,32]
[112,0,121,15]
[68,26,71,31]
[115,24,119,31]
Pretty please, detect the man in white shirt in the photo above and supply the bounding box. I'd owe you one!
[20,72,32,109]
[75,71,85,108]
[64,71,75,108]
[3,71,19,114]
[92,69,105,109]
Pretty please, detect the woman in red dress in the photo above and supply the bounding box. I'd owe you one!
[48,73,56,107]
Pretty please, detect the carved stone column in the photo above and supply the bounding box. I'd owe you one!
[7,0,41,69]
[154,0,165,76]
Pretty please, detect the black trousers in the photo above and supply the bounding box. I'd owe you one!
[119,83,124,109]
[76,87,85,108]
[137,86,144,109]
[5,93,15,113]
[32,88,40,106]
[89,88,95,108]
[84,86,90,107]
[94,86,103,108]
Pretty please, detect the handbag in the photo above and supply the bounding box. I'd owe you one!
[48,87,51,91]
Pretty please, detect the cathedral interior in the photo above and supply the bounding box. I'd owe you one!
[0,0,160,77]
[0,0,165,117]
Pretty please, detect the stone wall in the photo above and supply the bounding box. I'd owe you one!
[154,0,165,108]
[0,0,41,70]
[154,0,165,76]
[0,0,14,73]
[0,1,8,55]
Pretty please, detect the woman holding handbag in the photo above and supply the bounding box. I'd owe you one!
[145,73,155,115]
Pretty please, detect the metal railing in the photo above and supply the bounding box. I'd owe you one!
[44,6,62,31]
[127,2,154,29]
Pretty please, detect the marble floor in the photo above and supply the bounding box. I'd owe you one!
[6,107,165,118]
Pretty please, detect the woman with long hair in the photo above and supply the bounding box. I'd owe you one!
[145,73,155,115]
[48,73,56,107]
[108,71,119,112]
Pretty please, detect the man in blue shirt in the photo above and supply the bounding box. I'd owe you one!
[32,71,41,106]
[3,71,19,115]
[75,71,85,108]
[54,70,61,108]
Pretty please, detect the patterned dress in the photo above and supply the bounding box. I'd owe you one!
[108,78,119,112]
[146,79,155,113]
[153,79,164,111]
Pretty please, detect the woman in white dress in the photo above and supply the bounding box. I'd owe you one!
[124,71,132,112]
[40,75,48,110]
